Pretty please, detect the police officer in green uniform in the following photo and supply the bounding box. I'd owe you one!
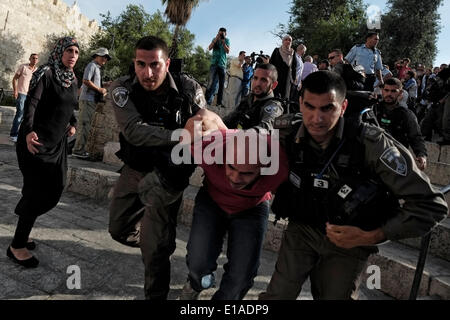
[107,36,216,300]
[373,77,427,170]
[223,63,283,132]
[259,71,448,300]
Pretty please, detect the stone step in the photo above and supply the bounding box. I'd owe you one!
[424,161,450,187]
[54,146,450,300]
[103,142,123,167]
[365,241,450,300]
[0,106,15,134]
[398,217,450,262]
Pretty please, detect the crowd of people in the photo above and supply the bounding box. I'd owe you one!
[4,29,449,301]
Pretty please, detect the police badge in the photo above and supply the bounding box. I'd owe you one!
[112,87,129,108]
[380,147,408,176]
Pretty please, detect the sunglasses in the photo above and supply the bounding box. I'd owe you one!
[327,55,337,61]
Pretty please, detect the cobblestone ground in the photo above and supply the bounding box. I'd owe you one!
[0,139,386,300]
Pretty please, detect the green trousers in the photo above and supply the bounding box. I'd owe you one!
[259,221,377,300]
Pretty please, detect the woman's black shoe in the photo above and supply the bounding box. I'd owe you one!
[26,241,36,250]
[6,246,39,268]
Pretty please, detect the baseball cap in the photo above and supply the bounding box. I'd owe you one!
[92,47,111,60]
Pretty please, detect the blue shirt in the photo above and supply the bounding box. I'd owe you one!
[345,44,383,75]
[79,61,102,102]
[242,64,254,89]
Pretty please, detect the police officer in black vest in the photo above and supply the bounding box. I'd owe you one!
[223,63,283,132]
[107,36,219,300]
[373,77,427,170]
[259,71,447,300]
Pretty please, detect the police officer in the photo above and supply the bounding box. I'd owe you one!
[373,77,428,170]
[107,36,213,300]
[259,71,448,300]
[223,63,283,131]
[345,31,384,91]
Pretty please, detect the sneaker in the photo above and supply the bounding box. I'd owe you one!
[72,151,90,159]
[179,281,200,300]
[9,136,17,143]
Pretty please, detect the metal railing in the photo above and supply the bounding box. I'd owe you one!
[409,183,450,300]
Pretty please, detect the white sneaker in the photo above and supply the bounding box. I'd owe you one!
[9,136,17,143]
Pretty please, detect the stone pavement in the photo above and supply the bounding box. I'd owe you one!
[0,136,389,300]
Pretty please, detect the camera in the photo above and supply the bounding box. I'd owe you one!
[250,51,268,68]
[220,33,225,40]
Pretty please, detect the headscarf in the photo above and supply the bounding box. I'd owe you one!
[29,37,79,91]
[279,35,294,66]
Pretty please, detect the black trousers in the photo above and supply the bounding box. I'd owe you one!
[12,133,67,248]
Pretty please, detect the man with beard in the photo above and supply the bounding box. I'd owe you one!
[222,63,283,132]
[373,77,427,170]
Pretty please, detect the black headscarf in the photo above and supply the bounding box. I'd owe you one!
[29,36,79,90]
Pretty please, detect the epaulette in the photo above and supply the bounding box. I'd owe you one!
[361,123,384,142]
[274,112,302,129]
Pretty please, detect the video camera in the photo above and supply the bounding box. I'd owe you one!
[250,51,269,68]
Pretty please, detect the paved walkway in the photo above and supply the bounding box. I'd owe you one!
[0,137,386,300]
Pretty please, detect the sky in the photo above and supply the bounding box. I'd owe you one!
[64,0,450,66]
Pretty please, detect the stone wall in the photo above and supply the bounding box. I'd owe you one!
[0,0,100,89]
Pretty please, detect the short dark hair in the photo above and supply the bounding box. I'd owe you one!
[219,27,227,32]
[30,53,38,58]
[407,70,416,78]
[384,77,403,89]
[329,49,343,56]
[134,36,169,59]
[239,51,246,56]
[319,59,330,67]
[255,63,278,82]
[300,71,347,102]
[366,31,379,40]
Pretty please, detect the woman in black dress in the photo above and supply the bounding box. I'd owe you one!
[6,37,80,268]
[269,34,297,100]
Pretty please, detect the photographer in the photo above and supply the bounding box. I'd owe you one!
[205,27,230,107]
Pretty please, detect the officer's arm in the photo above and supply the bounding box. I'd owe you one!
[108,80,174,147]
[363,126,448,241]
[255,101,284,133]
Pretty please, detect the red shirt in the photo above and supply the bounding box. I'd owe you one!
[191,130,288,214]
[396,64,411,80]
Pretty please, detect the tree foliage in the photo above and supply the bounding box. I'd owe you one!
[379,0,442,68]
[83,4,198,81]
[279,0,367,59]
[184,45,211,85]
[161,0,204,58]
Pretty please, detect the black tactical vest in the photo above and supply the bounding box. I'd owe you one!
[117,74,196,190]
[272,120,396,233]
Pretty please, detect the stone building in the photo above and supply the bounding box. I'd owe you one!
[0,0,100,89]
